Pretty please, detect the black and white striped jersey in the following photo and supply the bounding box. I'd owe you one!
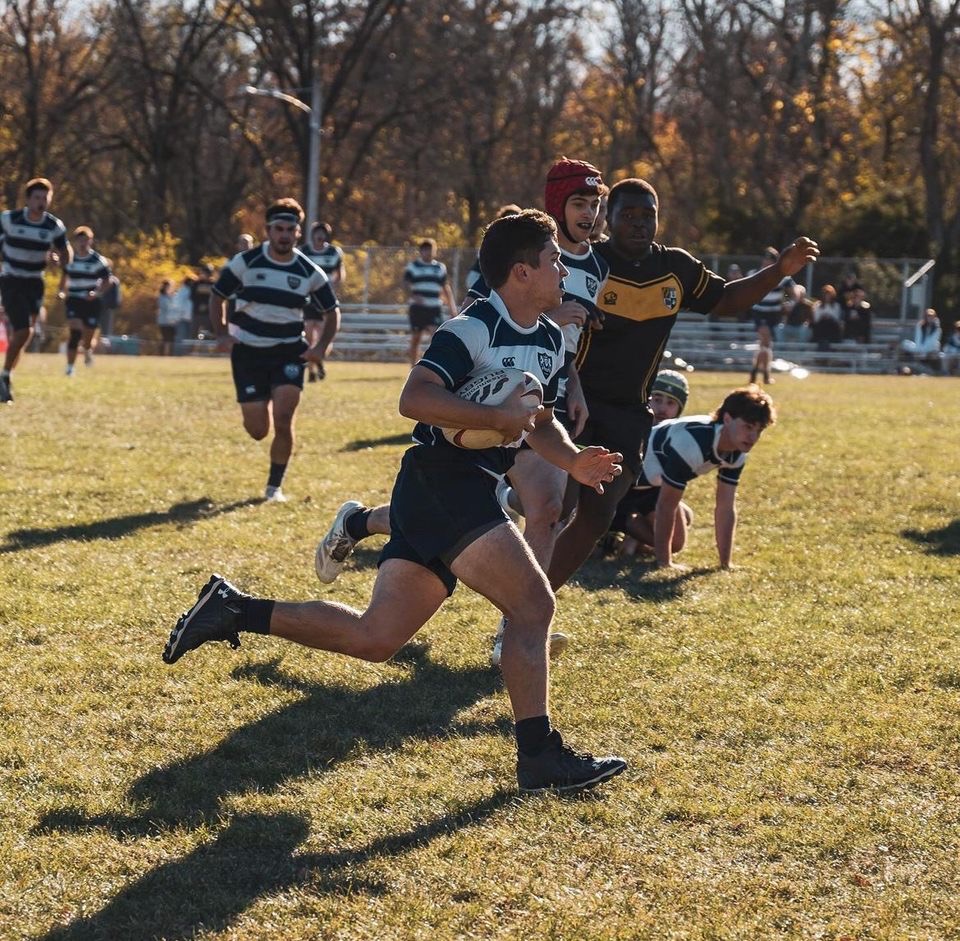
[639,416,747,491]
[63,251,112,299]
[301,242,344,279]
[1,208,68,280]
[404,258,449,309]
[213,243,338,347]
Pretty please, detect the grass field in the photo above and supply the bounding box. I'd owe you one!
[2,354,959,941]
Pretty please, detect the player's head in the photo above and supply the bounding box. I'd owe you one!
[607,179,659,259]
[479,209,563,303]
[25,177,53,212]
[265,198,304,254]
[311,221,332,245]
[649,369,689,421]
[72,225,94,247]
[715,386,776,426]
[418,238,437,260]
[545,158,605,246]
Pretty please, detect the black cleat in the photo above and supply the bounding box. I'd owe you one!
[517,731,627,794]
[163,574,244,664]
[0,374,12,403]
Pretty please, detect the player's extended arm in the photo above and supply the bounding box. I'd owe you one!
[714,480,738,569]
[209,293,227,334]
[654,482,686,568]
[712,238,819,316]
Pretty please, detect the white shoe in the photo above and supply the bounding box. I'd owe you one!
[495,477,521,525]
[65,365,74,376]
[491,616,570,667]
[315,499,363,583]
[84,349,93,366]
[264,485,288,503]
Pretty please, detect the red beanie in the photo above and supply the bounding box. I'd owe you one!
[544,158,604,227]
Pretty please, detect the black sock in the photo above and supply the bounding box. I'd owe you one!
[268,463,287,488]
[515,715,552,756]
[242,598,275,635]
[345,507,372,541]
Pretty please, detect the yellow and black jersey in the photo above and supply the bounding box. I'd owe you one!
[575,241,725,406]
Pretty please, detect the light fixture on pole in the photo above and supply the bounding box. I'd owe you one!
[243,82,323,233]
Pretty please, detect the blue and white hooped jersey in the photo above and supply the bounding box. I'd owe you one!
[213,243,338,347]
[414,291,565,474]
[639,415,747,491]
[301,242,344,278]
[64,251,112,300]
[404,258,449,309]
[558,244,609,354]
[1,208,68,280]
[751,274,795,318]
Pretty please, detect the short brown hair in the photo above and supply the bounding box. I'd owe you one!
[418,238,437,251]
[478,209,557,290]
[713,386,777,428]
[73,225,93,239]
[265,198,304,225]
[25,178,53,196]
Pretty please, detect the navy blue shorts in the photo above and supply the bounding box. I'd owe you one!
[230,339,307,403]
[576,396,653,476]
[379,445,509,595]
[66,297,102,327]
[0,277,44,330]
[408,304,442,332]
[611,486,659,531]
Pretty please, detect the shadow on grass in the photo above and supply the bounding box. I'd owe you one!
[902,518,960,556]
[37,645,507,837]
[340,432,412,452]
[0,497,261,554]
[568,556,711,602]
[37,790,515,941]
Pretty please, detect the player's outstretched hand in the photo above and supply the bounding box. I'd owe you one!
[778,237,820,276]
[570,446,622,494]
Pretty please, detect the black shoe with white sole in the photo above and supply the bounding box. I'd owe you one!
[517,731,627,794]
[163,574,244,664]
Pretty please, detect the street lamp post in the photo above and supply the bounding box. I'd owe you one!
[243,81,323,233]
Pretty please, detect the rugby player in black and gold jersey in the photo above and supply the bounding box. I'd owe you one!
[546,178,819,591]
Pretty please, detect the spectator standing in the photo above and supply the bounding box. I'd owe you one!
[173,276,196,344]
[404,238,457,366]
[782,286,814,343]
[157,280,179,355]
[811,284,843,352]
[843,287,872,343]
[191,264,215,338]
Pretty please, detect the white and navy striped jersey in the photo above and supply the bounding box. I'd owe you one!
[1,208,68,280]
[751,275,795,319]
[213,243,338,347]
[63,251,112,300]
[639,415,748,491]
[404,258,449,309]
[301,242,344,279]
[557,244,609,354]
[414,291,565,475]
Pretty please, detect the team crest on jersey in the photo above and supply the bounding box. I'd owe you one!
[662,287,677,310]
[537,352,553,376]
[287,276,301,289]
[501,356,516,368]
[586,276,598,296]
[603,290,617,306]
[283,363,301,380]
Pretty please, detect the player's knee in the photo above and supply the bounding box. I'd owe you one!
[523,491,564,528]
[67,329,82,351]
[510,582,555,628]
[243,421,269,441]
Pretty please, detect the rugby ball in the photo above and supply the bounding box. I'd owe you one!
[442,368,543,449]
